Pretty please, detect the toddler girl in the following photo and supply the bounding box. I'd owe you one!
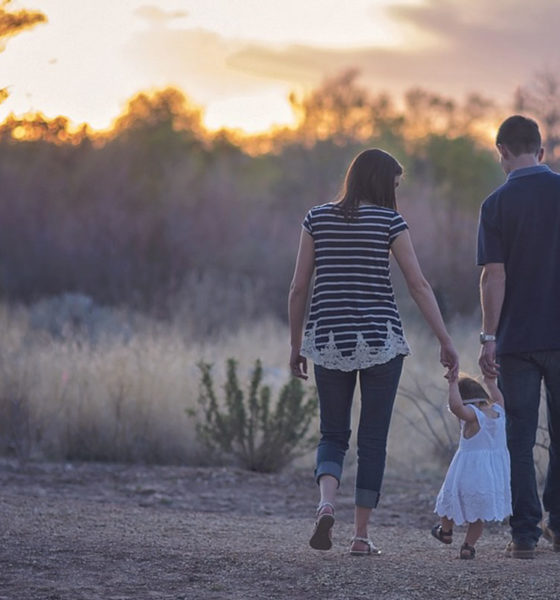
[431,374,512,558]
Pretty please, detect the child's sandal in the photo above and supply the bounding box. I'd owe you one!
[431,524,453,545]
[460,543,476,559]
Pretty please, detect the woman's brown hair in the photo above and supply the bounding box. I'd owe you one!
[336,148,403,220]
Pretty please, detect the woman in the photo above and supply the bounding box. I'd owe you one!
[288,148,458,555]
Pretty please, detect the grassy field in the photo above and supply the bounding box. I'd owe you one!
[0,299,549,481]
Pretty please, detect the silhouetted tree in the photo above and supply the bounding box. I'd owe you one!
[404,88,498,142]
[0,0,47,102]
[514,69,560,167]
[0,76,506,319]
[0,113,89,144]
[110,88,204,139]
[289,69,404,145]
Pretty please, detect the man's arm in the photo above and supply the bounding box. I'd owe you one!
[478,262,506,377]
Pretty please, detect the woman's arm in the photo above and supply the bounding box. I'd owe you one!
[482,375,505,407]
[391,230,459,378]
[288,229,315,379]
[448,379,478,422]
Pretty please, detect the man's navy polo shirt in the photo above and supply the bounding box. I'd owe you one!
[477,164,560,355]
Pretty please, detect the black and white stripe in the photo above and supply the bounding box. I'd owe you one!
[302,202,409,361]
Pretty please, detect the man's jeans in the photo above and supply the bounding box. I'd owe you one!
[499,351,560,543]
[313,355,403,509]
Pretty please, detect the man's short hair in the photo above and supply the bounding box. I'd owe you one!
[496,115,542,156]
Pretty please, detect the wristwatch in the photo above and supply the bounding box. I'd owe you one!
[479,332,496,344]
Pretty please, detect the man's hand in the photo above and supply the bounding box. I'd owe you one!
[479,340,499,377]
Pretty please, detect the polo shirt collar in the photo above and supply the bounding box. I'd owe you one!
[507,164,552,180]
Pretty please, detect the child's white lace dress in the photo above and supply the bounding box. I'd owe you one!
[435,404,512,525]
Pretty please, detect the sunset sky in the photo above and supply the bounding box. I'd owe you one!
[1,0,560,133]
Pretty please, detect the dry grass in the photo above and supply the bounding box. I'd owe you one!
[0,301,550,481]
[0,302,293,466]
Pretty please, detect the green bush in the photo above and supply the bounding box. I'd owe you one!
[193,358,318,472]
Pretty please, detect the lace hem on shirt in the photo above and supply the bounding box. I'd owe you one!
[301,320,410,371]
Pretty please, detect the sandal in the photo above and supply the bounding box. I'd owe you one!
[350,536,381,556]
[431,524,453,545]
[460,543,476,559]
[309,502,335,550]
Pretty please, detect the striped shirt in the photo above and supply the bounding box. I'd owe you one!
[301,202,410,371]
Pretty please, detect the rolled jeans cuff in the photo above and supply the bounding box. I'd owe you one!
[355,488,380,509]
[315,461,342,487]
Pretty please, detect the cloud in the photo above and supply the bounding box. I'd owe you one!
[124,28,288,102]
[389,0,560,52]
[126,0,560,109]
[134,5,188,27]
[229,0,560,101]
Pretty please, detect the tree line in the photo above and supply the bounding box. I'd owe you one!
[0,77,503,326]
[3,0,560,330]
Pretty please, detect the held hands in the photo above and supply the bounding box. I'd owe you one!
[440,340,459,382]
[483,374,499,389]
[444,370,457,383]
[289,347,308,380]
[479,341,499,378]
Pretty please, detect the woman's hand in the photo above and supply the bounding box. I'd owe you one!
[289,347,308,380]
[288,230,314,382]
[440,340,459,381]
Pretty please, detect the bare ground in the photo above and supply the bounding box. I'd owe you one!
[0,460,558,600]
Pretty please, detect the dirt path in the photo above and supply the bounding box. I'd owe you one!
[0,461,558,599]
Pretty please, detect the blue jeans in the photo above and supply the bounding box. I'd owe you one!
[499,351,560,543]
[313,355,404,509]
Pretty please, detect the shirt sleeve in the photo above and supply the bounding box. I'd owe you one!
[389,212,408,244]
[477,197,504,265]
[302,209,313,235]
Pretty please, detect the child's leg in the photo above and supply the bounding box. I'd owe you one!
[431,516,454,544]
[465,520,484,546]
[441,516,454,534]
[460,520,483,559]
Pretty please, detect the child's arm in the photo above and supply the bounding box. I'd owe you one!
[483,376,505,407]
[447,378,478,422]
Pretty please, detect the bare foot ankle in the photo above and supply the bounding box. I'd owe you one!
[317,502,334,516]
[350,538,368,552]
[350,536,381,556]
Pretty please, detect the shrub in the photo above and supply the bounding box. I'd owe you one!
[192,358,318,472]
[396,379,459,466]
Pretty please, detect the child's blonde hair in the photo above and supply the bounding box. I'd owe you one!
[458,374,490,406]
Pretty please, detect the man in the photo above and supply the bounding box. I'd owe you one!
[478,115,560,559]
